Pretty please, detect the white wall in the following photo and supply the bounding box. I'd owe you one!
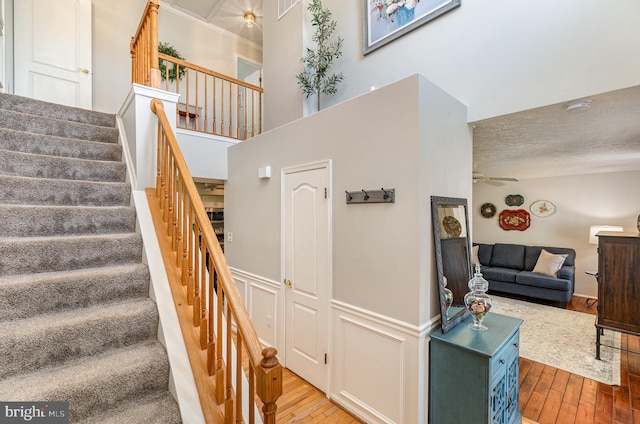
[472,170,640,298]
[91,0,262,114]
[226,74,471,422]
[227,74,471,325]
[263,0,640,130]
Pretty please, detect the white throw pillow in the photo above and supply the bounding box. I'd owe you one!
[471,245,480,265]
[533,249,568,277]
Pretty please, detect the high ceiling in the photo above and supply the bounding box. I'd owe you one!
[164,1,640,182]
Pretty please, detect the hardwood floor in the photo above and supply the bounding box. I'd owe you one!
[518,296,640,424]
[274,296,640,423]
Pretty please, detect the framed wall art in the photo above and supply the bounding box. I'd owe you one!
[363,0,461,55]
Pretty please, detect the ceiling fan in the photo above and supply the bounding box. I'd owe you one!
[472,171,519,186]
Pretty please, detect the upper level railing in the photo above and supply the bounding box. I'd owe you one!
[158,54,263,140]
[150,99,282,423]
[130,0,262,141]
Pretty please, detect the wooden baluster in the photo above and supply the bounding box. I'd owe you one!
[154,120,162,199]
[181,195,190,289]
[195,72,200,131]
[248,365,255,424]
[258,91,262,135]
[220,80,225,136]
[235,335,243,424]
[225,305,233,423]
[213,77,217,135]
[208,265,218,373]
[176,178,184,270]
[199,237,208,346]
[229,81,233,137]
[215,271,225,404]
[192,216,200,324]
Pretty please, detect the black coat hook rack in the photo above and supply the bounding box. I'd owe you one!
[345,188,395,204]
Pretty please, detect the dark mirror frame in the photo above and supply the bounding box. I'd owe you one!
[431,196,472,333]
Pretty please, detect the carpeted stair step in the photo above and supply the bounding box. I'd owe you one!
[0,109,118,143]
[0,341,172,422]
[0,298,159,379]
[0,175,131,206]
[0,233,142,276]
[0,204,136,237]
[0,92,116,128]
[76,392,182,424]
[0,149,126,182]
[0,264,150,322]
[0,127,122,161]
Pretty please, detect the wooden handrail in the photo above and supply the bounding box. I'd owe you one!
[149,98,281,424]
[158,53,263,140]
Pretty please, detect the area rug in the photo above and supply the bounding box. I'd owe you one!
[490,296,621,386]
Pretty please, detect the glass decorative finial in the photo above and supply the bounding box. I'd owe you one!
[464,264,492,330]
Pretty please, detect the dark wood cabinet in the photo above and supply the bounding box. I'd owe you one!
[596,232,640,358]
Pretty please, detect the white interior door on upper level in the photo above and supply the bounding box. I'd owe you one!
[14,0,92,108]
[283,162,331,393]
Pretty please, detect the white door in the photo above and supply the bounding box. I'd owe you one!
[14,0,92,108]
[283,162,331,392]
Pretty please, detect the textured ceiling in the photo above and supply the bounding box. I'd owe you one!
[164,0,263,45]
[471,85,640,181]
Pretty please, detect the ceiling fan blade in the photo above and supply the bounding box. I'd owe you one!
[488,177,519,182]
[484,179,505,186]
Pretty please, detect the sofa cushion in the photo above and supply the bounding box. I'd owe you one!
[516,271,573,291]
[525,245,576,270]
[532,249,568,277]
[489,243,525,270]
[476,243,493,266]
[483,267,520,283]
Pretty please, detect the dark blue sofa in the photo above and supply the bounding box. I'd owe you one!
[474,243,576,307]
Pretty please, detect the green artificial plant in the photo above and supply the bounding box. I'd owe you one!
[296,0,344,112]
[158,42,186,82]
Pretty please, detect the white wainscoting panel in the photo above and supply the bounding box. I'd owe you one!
[331,301,434,424]
[231,268,281,353]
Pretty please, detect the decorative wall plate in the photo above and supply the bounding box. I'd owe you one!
[480,202,497,218]
[530,200,556,217]
[498,209,531,231]
[505,194,524,206]
[442,216,462,237]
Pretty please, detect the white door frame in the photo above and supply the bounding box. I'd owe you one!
[280,159,332,392]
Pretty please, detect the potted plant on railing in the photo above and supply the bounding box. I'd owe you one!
[158,41,186,82]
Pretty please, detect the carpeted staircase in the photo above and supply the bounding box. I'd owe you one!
[0,93,182,423]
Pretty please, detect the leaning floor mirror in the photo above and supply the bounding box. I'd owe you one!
[431,196,472,333]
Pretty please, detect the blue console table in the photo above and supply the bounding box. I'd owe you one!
[429,313,523,424]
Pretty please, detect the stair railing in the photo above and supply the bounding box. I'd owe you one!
[131,0,262,140]
[130,0,161,89]
[158,53,263,140]
[150,98,282,424]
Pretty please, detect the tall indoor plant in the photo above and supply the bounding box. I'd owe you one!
[296,0,344,112]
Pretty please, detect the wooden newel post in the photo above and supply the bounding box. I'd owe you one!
[256,347,282,424]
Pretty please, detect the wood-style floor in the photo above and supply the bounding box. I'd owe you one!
[275,296,640,423]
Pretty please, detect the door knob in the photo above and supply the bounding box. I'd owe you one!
[78,68,90,75]
[285,279,293,288]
